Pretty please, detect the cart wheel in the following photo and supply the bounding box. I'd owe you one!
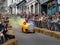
[25,29,28,33]
[22,27,24,32]
[33,29,35,33]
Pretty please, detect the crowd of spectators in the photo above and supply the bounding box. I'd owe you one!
[19,12,60,31]
[0,13,15,44]
[38,12,60,31]
[0,11,60,44]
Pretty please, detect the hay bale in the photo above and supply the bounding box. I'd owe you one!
[2,39,18,45]
[7,28,12,30]
[53,32,60,39]
[34,27,40,33]
[8,26,12,28]
[34,27,60,39]
[6,30,14,35]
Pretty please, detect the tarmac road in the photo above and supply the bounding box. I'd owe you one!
[13,28,60,45]
[10,17,60,45]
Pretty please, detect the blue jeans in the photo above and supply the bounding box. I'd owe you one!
[51,23,58,31]
[34,21,39,27]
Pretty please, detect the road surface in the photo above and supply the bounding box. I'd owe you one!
[13,28,60,45]
[10,16,60,45]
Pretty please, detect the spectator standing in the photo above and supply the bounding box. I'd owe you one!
[34,15,39,27]
[0,20,4,34]
[52,13,59,31]
[56,15,60,31]
[4,17,9,30]
[47,15,52,30]
[39,15,43,28]
[0,20,5,44]
[41,11,47,28]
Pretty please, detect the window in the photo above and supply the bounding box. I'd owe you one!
[35,3,38,14]
[15,0,16,1]
[58,0,60,4]
[59,6,60,11]
[12,0,13,3]
[31,5,33,14]
[47,5,56,15]
[40,0,48,4]
[17,0,19,2]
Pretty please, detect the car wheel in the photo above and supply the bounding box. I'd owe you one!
[33,29,35,33]
[25,29,28,33]
[22,27,24,32]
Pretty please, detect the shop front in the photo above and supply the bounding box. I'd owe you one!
[58,0,60,12]
[40,0,57,15]
[39,0,49,14]
[47,0,56,15]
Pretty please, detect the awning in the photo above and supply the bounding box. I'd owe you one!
[38,0,49,4]
[16,0,26,6]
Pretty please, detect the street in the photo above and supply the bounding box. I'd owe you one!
[10,17,60,45]
[13,28,60,45]
[1,0,60,45]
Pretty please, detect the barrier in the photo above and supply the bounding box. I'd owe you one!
[34,27,60,39]
[53,32,60,39]
[2,39,18,45]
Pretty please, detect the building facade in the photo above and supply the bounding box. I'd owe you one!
[39,0,60,15]
[26,0,39,15]
[0,0,7,13]
[58,0,60,12]
[9,0,28,14]
[0,0,60,15]
[16,0,27,14]
[9,0,21,14]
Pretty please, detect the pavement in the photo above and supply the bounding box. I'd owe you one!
[9,16,60,45]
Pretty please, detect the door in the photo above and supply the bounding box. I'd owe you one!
[41,4,47,14]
